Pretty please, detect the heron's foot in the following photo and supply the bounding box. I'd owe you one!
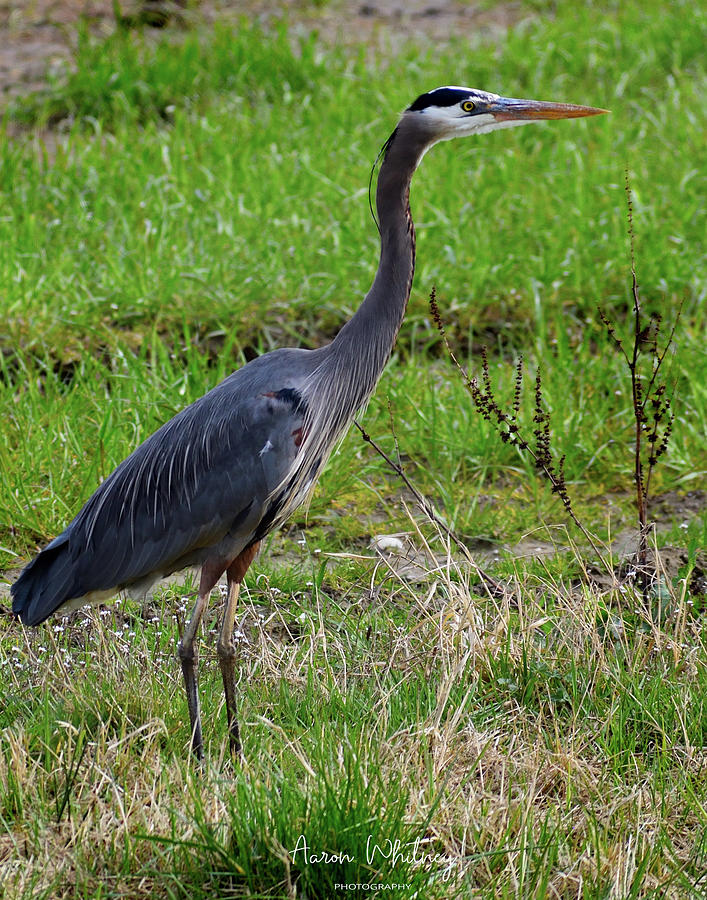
[217,639,242,759]
[178,640,204,761]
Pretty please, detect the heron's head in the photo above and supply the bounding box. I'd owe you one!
[402,85,607,145]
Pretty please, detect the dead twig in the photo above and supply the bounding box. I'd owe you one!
[353,420,506,598]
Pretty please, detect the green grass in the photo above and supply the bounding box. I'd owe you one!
[0,1,706,897]
[8,20,325,127]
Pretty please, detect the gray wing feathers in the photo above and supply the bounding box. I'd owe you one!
[12,349,314,625]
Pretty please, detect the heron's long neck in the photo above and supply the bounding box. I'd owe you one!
[328,127,427,401]
[277,127,428,506]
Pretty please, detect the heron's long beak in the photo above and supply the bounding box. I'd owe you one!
[491,98,609,121]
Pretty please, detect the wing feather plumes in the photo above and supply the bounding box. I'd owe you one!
[12,349,313,625]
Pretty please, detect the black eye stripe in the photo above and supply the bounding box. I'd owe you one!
[408,88,471,111]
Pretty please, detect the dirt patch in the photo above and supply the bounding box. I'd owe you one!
[0,1,110,101]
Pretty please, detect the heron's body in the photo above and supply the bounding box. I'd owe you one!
[14,325,405,625]
[12,349,317,623]
[12,86,605,758]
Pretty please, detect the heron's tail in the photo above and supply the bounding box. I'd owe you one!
[11,533,77,626]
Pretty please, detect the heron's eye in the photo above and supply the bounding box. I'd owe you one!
[461,100,475,113]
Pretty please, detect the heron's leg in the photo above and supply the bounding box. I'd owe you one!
[217,541,260,758]
[178,559,225,760]
[217,577,243,757]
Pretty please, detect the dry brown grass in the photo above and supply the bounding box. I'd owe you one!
[4,512,704,898]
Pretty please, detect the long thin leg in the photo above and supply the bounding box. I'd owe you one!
[217,542,260,759]
[217,578,243,757]
[177,560,225,760]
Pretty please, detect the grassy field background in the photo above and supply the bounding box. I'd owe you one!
[0,1,705,897]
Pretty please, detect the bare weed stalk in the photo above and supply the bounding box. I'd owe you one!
[598,171,680,591]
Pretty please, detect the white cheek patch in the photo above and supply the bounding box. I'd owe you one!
[417,106,466,129]
[470,117,532,135]
[430,111,516,142]
[466,112,496,130]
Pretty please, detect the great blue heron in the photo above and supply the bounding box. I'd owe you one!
[12,87,606,759]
